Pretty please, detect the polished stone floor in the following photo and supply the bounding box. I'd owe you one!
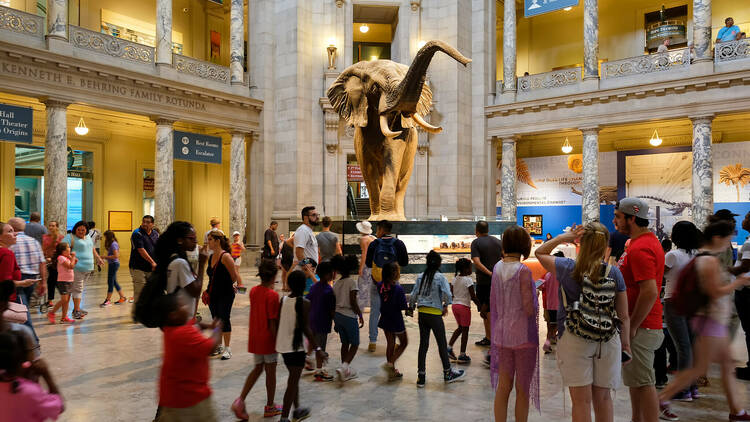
[29,264,747,422]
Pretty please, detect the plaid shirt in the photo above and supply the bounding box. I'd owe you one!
[10,232,45,275]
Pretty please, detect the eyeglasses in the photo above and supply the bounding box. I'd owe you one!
[307,213,320,217]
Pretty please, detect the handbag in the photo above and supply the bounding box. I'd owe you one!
[201,290,210,306]
[3,301,28,324]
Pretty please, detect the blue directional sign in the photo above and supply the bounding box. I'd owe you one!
[0,103,33,144]
[524,0,579,18]
[173,131,222,164]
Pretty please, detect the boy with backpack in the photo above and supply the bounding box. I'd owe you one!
[364,220,408,351]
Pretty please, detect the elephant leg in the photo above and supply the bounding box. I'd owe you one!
[355,127,383,220]
[380,137,408,220]
[394,129,418,220]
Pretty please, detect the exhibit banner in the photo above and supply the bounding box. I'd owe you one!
[497,152,617,207]
[524,0,578,18]
[0,103,33,144]
[173,131,222,164]
[714,142,750,203]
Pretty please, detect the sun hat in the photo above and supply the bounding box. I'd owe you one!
[356,221,373,235]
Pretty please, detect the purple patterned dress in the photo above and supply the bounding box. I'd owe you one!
[490,261,540,412]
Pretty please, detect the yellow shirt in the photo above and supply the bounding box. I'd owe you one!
[418,306,443,315]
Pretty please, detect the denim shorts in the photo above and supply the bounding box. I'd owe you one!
[334,312,360,346]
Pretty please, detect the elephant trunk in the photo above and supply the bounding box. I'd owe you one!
[383,40,471,115]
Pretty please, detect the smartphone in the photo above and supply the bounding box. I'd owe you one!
[622,350,632,364]
[236,286,247,294]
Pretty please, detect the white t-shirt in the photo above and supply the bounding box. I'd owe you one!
[333,276,359,318]
[451,275,475,307]
[294,224,319,264]
[736,239,750,268]
[166,258,197,315]
[664,249,695,299]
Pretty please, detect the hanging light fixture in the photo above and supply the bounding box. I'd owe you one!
[649,129,662,146]
[561,137,573,154]
[74,116,89,136]
[359,23,369,33]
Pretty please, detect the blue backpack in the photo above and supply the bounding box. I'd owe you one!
[371,237,397,282]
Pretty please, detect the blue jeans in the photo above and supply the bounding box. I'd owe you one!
[16,274,39,343]
[369,283,381,343]
[664,300,693,371]
[107,261,121,293]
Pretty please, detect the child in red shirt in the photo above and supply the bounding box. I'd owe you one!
[155,293,222,422]
[232,260,283,420]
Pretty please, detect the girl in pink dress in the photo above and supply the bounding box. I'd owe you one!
[491,225,539,422]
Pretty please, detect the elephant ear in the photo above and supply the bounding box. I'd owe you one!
[327,74,368,127]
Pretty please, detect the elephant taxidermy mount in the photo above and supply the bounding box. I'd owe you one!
[326,40,471,221]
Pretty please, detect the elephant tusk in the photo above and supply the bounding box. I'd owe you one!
[379,114,402,138]
[412,113,442,134]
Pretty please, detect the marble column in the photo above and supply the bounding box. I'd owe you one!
[230,132,247,237]
[46,0,68,40]
[153,119,175,231]
[487,137,499,218]
[693,0,712,62]
[691,115,714,230]
[581,127,600,223]
[156,0,172,66]
[583,0,599,80]
[230,0,244,84]
[42,99,69,227]
[500,137,517,221]
[502,0,517,93]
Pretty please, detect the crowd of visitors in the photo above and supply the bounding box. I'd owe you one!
[2,197,750,422]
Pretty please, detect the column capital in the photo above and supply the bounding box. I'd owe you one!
[410,1,421,12]
[500,135,518,144]
[150,117,177,126]
[689,114,714,124]
[41,98,73,109]
[336,0,345,7]
[579,126,600,134]
[230,130,249,138]
[251,132,261,143]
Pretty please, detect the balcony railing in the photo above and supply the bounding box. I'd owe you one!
[518,67,581,93]
[172,53,229,84]
[0,5,44,39]
[70,25,154,64]
[715,39,750,64]
[602,48,690,79]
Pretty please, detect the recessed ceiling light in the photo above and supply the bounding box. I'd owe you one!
[359,24,369,33]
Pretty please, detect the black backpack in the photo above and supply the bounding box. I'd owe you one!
[133,254,176,327]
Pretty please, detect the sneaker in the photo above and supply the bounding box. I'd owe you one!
[210,345,224,357]
[690,386,703,399]
[368,343,377,352]
[314,370,334,382]
[292,406,310,421]
[231,398,249,420]
[730,410,750,421]
[659,403,679,421]
[128,297,134,303]
[100,300,112,307]
[389,368,403,382]
[672,391,693,402]
[381,362,394,378]
[444,368,466,383]
[475,337,491,347]
[448,347,458,362]
[543,339,553,354]
[60,317,75,324]
[47,312,55,324]
[304,357,315,371]
[342,367,358,381]
[656,381,666,389]
[72,310,84,320]
[457,354,471,364]
[263,404,282,418]
[221,347,232,360]
[79,309,88,316]
[416,372,426,388]
[39,302,49,314]
[114,297,127,304]
[482,354,491,368]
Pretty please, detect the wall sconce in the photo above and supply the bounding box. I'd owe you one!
[74,116,89,136]
[649,129,662,146]
[327,41,337,70]
[561,137,572,154]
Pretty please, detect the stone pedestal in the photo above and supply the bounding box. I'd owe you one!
[230,0,244,84]
[581,127,600,223]
[230,132,247,236]
[156,0,172,66]
[691,115,714,229]
[153,119,175,231]
[46,0,68,40]
[42,99,69,226]
[502,0,517,93]
[693,0,712,62]
[500,137,517,221]
[583,0,599,80]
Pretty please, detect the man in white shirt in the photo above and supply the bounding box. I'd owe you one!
[294,206,320,266]
[732,212,750,379]
[166,225,200,318]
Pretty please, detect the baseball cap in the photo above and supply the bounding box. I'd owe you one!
[232,231,240,236]
[616,197,649,219]
[713,209,739,221]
